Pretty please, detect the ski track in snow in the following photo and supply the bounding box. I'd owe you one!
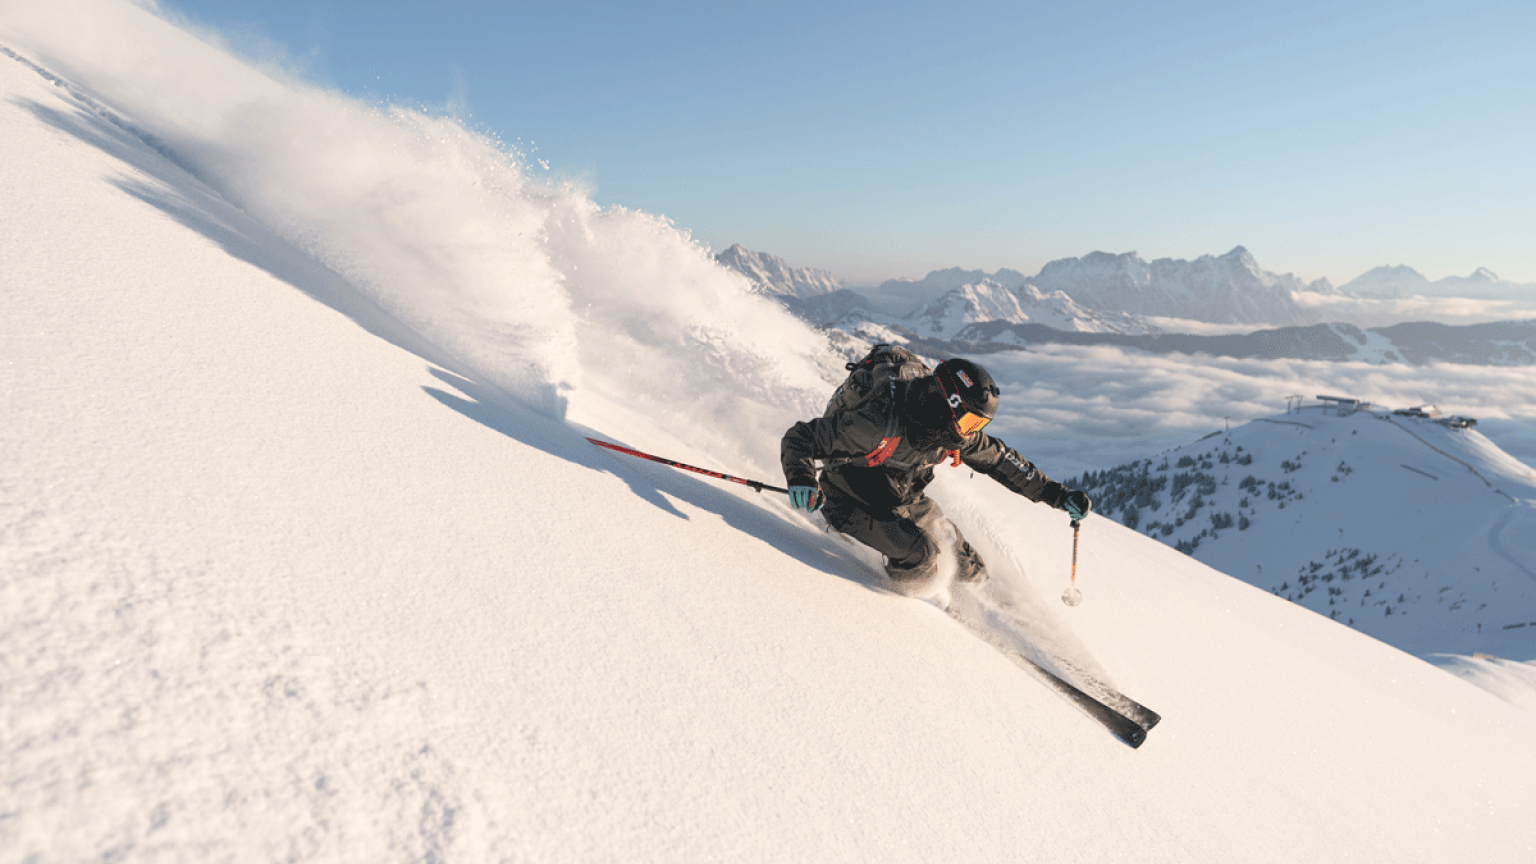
[1489,503,1536,583]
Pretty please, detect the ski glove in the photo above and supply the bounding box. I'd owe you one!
[789,485,825,512]
[1062,489,1092,522]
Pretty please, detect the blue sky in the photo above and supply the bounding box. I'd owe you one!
[156,0,1535,287]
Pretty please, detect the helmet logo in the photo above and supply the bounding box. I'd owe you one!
[956,370,974,388]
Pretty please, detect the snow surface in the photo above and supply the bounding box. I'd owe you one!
[4,2,1536,861]
[1070,406,1536,659]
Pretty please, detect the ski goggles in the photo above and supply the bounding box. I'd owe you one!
[936,375,994,437]
[954,410,992,437]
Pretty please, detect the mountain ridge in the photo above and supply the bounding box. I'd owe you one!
[715,242,843,300]
[1031,245,1332,326]
[718,245,1536,365]
[1068,404,1536,657]
[1340,263,1536,300]
[722,243,1333,328]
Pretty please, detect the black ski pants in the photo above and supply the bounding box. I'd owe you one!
[822,492,986,591]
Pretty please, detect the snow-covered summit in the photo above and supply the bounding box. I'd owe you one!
[1338,264,1433,298]
[718,249,1159,338]
[714,243,843,299]
[1432,266,1534,299]
[873,265,1030,302]
[906,278,1031,338]
[905,278,1157,339]
[1032,246,1332,326]
[1341,264,1535,301]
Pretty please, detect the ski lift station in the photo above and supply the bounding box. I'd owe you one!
[1316,394,1371,416]
[1311,395,1477,429]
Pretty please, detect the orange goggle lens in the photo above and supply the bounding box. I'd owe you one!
[955,411,992,436]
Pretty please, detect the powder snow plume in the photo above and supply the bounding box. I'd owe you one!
[2,0,833,474]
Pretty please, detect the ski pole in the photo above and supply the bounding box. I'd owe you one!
[1062,519,1084,607]
[585,437,789,495]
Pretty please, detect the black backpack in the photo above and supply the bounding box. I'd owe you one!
[819,344,936,469]
[823,343,932,418]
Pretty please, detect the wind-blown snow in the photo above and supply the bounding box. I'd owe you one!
[1,0,833,476]
[3,2,1536,862]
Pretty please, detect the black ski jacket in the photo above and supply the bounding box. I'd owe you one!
[781,379,1063,514]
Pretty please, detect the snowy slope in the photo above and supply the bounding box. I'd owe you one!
[866,265,1030,316]
[905,280,1156,338]
[1071,405,1536,659]
[4,3,1536,862]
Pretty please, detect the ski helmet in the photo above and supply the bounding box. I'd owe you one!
[933,358,1000,437]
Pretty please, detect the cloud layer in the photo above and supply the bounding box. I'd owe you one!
[979,344,1536,478]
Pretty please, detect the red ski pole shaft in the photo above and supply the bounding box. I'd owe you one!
[586,437,789,495]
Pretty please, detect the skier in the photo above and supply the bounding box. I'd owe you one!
[781,356,1091,593]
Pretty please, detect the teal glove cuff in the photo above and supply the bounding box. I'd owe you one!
[1062,489,1092,522]
[789,485,824,512]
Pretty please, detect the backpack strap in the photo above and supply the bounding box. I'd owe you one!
[863,431,902,467]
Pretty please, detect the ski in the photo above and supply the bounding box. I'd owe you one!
[945,605,1158,748]
[1052,658,1161,732]
[1017,654,1150,749]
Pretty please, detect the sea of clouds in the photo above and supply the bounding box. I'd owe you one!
[979,344,1536,479]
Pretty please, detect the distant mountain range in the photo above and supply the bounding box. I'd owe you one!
[1338,264,1536,300]
[715,244,842,300]
[1028,246,1330,326]
[717,244,1536,366]
[906,280,1155,338]
[720,244,1332,328]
